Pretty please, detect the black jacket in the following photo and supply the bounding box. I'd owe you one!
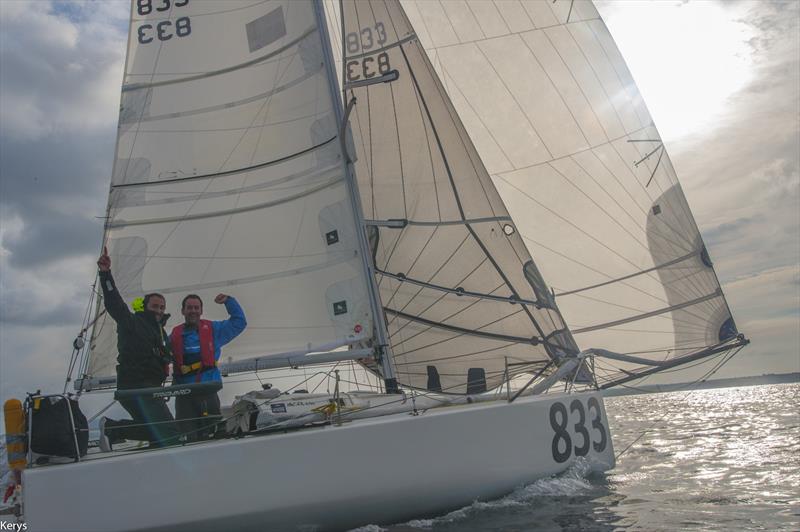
[99,271,171,390]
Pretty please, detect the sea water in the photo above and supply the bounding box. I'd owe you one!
[354,383,799,531]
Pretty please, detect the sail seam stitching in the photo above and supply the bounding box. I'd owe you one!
[112,136,337,189]
[386,308,540,346]
[122,26,318,92]
[571,288,723,335]
[107,177,343,228]
[126,66,321,125]
[557,249,701,297]
[376,268,540,306]
[419,17,602,56]
[570,152,691,253]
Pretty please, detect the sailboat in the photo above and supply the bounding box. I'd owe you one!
[11,1,748,530]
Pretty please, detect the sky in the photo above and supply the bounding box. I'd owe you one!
[0,0,798,418]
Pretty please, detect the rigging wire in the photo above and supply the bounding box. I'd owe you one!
[85,358,552,452]
[64,277,102,394]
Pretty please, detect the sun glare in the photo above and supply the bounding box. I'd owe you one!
[599,1,754,141]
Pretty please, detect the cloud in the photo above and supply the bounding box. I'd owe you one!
[3,210,102,269]
[0,252,98,327]
[0,2,126,273]
[0,322,76,401]
[703,215,761,248]
[739,0,800,64]
[0,1,128,141]
[0,131,112,268]
[726,265,799,320]
[0,2,128,417]
[658,1,800,289]
[712,265,800,377]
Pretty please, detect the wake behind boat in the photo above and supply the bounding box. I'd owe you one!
[4,1,747,530]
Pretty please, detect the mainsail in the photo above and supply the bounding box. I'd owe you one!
[84,1,376,384]
[338,0,582,394]
[399,0,746,386]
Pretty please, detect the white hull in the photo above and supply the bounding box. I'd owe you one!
[23,391,614,531]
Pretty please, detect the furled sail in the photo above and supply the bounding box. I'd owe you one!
[339,0,582,394]
[85,0,374,384]
[400,0,745,385]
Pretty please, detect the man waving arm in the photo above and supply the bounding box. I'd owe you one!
[211,294,247,353]
[97,246,133,327]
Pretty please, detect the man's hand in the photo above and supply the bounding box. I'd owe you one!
[214,294,229,304]
[98,246,111,272]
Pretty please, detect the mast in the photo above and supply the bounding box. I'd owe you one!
[313,0,398,392]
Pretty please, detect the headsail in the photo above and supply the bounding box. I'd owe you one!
[400,0,746,386]
[84,0,375,385]
[339,0,581,394]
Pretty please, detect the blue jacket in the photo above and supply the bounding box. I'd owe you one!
[170,297,247,384]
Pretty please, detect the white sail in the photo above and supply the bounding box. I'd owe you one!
[401,0,742,385]
[86,0,374,383]
[339,0,583,395]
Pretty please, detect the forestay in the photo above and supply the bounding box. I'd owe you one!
[401,0,741,384]
[86,0,374,383]
[338,0,581,394]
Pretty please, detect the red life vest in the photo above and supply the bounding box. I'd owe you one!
[171,320,215,379]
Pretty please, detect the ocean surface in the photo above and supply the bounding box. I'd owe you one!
[354,383,800,531]
[2,383,798,529]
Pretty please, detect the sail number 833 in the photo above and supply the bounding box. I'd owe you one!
[548,397,607,463]
[345,23,393,83]
[135,0,192,45]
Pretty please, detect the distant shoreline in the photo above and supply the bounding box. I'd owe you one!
[603,372,800,397]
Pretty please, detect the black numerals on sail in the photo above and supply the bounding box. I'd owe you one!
[549,398,607,463]
[136,0,189,15]
[346,53,391,82]
[136,0,192,45]
[346,22,388,53]
[138,18,191,44]
[345,23,392,83]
